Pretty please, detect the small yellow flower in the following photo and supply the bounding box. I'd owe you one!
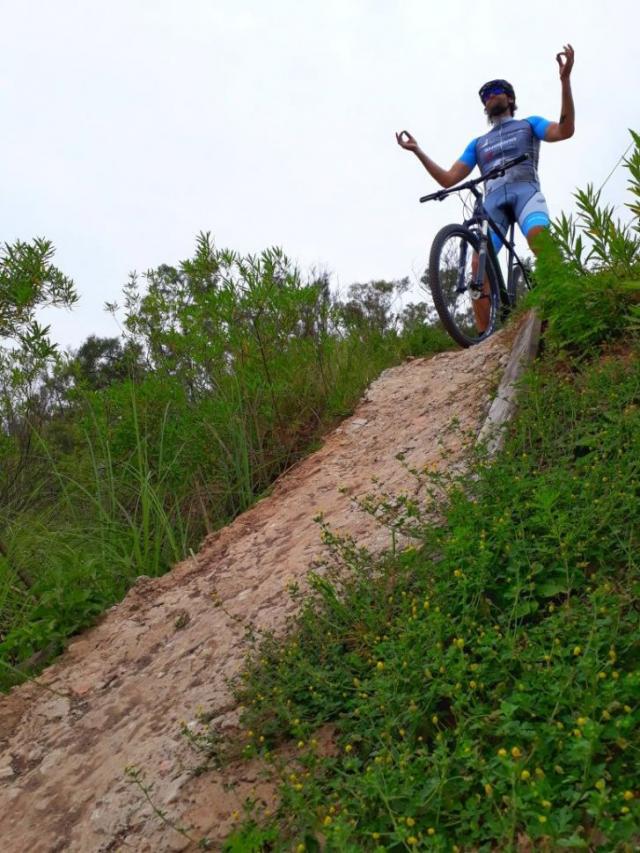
[484,783,493,796]
[521,770,531,781]
[602,710,611,721]
[428,827,436,836]
[624,705,632,714]
[323,816,332,827]
[541,799,552,809]
[621,806,630,814]
[577,717,588,727]
[345,744,353,753]
[598,671,607,680]
[432,714,439,725]
[376,661,385,671]
[535,767,545,779]
[573,646,582,656]
[296,844,305,853]
[595,779,606,792]
[538,815,547,824]
[406,817,416,827]
[407,837,418,846]
[454,569,463,577]
[612,671,620,680]
[511,746,522,759]
[498,748,508,758]
[297,740,305,749]
[372,833,380,841]
[470,680,477,689]
[623,790,634,801]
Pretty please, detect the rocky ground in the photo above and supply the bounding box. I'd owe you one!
[0,331,512,852]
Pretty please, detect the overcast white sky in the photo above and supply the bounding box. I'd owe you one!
[2,0,639,349]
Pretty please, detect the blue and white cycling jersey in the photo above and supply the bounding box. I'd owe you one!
[459,115,551,195]
[458,115,553,247]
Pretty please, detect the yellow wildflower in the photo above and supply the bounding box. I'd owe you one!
[521,770,531,781]
[511,746,522,759]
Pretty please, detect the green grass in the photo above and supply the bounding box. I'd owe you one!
[215,337,640,851]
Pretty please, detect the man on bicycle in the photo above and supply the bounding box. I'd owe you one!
[396,44,575,331]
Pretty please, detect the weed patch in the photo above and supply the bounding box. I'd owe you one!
[216,345,640,850]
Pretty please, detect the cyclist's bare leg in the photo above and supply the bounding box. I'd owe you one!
[526,226,546,254]
[471,253,491,333]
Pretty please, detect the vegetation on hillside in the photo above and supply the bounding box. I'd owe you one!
[0,237,450,690]
[207,132,640,850]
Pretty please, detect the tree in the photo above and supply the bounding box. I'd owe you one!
[0,238,78,358]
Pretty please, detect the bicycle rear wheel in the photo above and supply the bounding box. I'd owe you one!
[428,224,500,348]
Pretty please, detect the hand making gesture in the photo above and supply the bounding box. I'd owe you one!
[396,130,419,153]
[556,43,574,81]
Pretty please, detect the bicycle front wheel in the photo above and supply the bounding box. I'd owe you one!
[428,224,500,347]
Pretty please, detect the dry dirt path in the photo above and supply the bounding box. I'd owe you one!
[0,332,511,852]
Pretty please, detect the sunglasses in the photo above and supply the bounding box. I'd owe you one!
[480,86,507,103]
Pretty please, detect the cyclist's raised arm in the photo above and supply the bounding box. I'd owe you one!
[396,131,473,188]
[544,43,575,142]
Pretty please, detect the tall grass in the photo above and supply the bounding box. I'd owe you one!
[0,255,452,689]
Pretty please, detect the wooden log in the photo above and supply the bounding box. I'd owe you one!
[476,311,542,456]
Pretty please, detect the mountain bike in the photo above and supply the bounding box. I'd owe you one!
[421,153,532,347]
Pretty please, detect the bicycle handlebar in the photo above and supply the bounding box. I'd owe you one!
[419,153,529,203]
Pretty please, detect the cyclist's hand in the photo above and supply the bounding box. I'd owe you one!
[396,130,419,152]
[556,43,574,81]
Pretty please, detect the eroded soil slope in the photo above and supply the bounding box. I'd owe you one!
[0,333,510,852]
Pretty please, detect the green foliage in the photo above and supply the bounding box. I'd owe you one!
[527,129,640,351]
[0,237,77,359]
[1,233,450,688]
[221,346,640,851]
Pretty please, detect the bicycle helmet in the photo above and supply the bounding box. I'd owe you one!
[478,79,516,104]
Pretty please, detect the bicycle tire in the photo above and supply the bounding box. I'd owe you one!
[428,224,500,348]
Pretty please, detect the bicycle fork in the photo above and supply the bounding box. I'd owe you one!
[456,220,489,300]
[470,219,490,300]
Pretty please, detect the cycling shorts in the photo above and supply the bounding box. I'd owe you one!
[483,181,550,251]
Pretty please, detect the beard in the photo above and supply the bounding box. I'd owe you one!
[488,101,510,118]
